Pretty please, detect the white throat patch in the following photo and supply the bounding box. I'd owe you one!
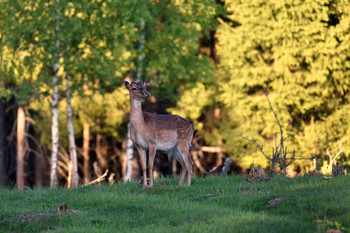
[134,100,141,109]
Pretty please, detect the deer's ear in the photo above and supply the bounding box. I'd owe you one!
[124,81,130,90]
[144,80,152,87]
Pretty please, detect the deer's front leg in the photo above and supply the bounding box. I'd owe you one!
[136,147,147,188]
[148,143,157,187]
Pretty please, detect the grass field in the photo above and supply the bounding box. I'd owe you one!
[0,175,349,233]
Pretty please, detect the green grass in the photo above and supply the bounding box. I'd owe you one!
[1,175,349,233]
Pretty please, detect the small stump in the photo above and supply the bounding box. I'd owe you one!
[332,165,345,176]
[246,165,270,182]
[208,157,233,176]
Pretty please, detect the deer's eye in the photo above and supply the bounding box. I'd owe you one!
[132,88,137,91]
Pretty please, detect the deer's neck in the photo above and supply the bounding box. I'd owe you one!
[129,98,145,126]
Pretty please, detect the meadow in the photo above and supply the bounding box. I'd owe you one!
[0,175,349,233]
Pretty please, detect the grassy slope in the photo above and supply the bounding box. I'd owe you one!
[0,175,349,233]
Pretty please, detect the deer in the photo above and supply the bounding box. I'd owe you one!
[124,80,194,187]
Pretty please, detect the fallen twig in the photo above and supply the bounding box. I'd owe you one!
[84,169,109,186]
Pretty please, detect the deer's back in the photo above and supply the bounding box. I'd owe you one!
[143,112,194,139]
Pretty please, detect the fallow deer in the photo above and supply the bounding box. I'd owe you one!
[124,80,194,187]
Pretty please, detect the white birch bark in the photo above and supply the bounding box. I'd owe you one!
[65,69,79,187]
[50,0,60,187]
[123,122,134,182]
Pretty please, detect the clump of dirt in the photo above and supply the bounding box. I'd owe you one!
[1,204,80,224]
[308,170,321,175]
[246,166,270,182]
[327,230,343,233]
[266,197,287,207]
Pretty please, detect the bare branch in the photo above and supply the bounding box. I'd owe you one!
[24,133,45,160]
[241,135,272,160]
[330,146,344,165]
[201,146,227,153]
[241,89,296,176]
[84,169,109,186]
[264,88,284,158]
[191,151,208,174]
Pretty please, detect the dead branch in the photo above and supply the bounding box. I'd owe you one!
[264,87,284,158]
[57,161,68,180]
[277,147,296,175]
[191,151,208,174]
[208,157,232,176]
[108,173,115,184]
[24,133,45,160]
[67,162,73,188]
[328,146,344,166]
[59,147,71,166]
[93,161,103,177]
[240,135,272,161]
[201,146,227,153]
[241,88,296,175]
[84,169,109,186]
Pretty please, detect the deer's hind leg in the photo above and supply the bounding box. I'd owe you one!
[175,143,193,186]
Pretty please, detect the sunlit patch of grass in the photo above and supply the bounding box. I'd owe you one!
[0,175,349,232]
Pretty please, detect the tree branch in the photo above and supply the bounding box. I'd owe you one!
[84,169,109,186]
[264,88,283,158]
[330,146,344,165]
[241,135,272,161]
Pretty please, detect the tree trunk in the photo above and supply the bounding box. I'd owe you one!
[16,106,25,189]
[271,159,276,175]
[65,70,79,187]
[95,133,108,171]
[50,0,60,187]
[34,154,43,187]
[124,15,146,182]
[123,123,134,182]
[0,98,5,186]
[82,123,90,184]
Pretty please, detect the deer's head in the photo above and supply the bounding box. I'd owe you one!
[124,80,152,100]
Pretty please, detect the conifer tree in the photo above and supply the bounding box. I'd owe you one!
[215,0,350,170]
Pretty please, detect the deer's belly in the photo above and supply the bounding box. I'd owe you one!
[133,131,177,152]
[156,141,176,152]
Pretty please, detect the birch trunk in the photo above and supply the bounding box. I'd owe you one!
[124,17,146,182]
[82,123,90,184]
[0,99,5,186]
[65,70,79,187]
[50,0,60,187]
[16,106,25,189]
[123,123,134,182]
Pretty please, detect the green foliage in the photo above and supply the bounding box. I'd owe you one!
[0,0,221,151]
[0,175,350,232]
[215,0,350,170]
[140,0,220,99]
[29,85,130,147]
[3,0,349,176]
[168,82,214,130]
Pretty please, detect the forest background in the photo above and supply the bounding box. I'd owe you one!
[0,0,349,188]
